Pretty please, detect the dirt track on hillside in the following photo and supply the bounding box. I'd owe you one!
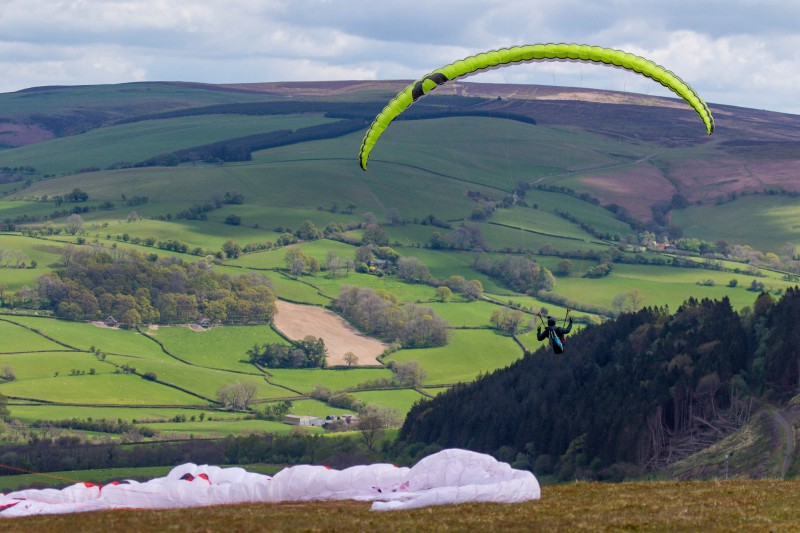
[273,300,386,366]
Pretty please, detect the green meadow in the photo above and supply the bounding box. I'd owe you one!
[149,418,318,438]
[0,82,279,122]
[151,325,286,373]
[351,389,427,414]
[671,193,800,254]
[554,263,794,312]
[387,329,524,384]
[0,114,335,176]
[9,405,244,425]
[1,371,199,405]
[265,367,395,395]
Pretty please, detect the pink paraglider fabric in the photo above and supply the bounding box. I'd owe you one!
[0,449,540,516]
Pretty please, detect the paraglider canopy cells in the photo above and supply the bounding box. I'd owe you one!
[358,43,714,170]
[0,449,540,516]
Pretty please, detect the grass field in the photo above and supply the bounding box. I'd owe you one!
[148,324,286,373]
[265,367,395,395]
[5,316,166,356]
[0,320,67,352]
[350,389,427,415]
[149,418,320,438]
[0,114,336,176]
[7,404,245,425]
[554,262,794,312]
[1,371,200,405]
[0,82,279,122]
[5,479,800,532]
[387,329,523,384]
[671,193,800,254]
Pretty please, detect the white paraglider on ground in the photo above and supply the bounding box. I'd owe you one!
[0,449,540,517]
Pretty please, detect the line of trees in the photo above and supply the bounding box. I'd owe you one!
[247,336,328,369]
[473,254,555,294]
[216,382,259,410]
[0,248,31,268]
[334,285,449,348]
[0,430,385,476]
[35,246,277,325]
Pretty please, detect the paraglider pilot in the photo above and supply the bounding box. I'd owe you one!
[537,316,572,354]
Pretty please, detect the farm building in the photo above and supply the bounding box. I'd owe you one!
[283,414,324,427]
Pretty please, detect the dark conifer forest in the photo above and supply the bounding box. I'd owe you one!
[397,289,800,479]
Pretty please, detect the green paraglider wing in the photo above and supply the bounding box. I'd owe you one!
[358,43,714,170]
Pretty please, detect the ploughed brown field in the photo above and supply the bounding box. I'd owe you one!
[273,300,387,366]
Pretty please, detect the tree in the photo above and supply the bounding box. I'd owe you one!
[429,231,446,249]
[392,361,426,387]
[222,240,242,259]
[217,382,258,410]
[284,247,309,277]
[295,220,320,241]
[556,259,574,277]
[435,286,453,303]
[445,224,485,250]
[261,400,293,421]
[122,308,142,328]
[0,392,9,420]
[343,352,359,367]
[64,214,84,235]
[490,308,526,334]
[361,212,377,225]
[67,188,89,202]
[385,208,402,225]
[397,256,431,283]
[362,224,388,246]
[463,279,483,300]
[0,366,15,382]
[355,245,374,264]
[612,293,627,313]
[326,251,343,278]
[224,214,242,226]
[613,289,646,313]
[358,411,384,451]
[357,406,400,452]
[628,289,645,311]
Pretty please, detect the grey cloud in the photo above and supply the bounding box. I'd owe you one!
[0,0,797,113]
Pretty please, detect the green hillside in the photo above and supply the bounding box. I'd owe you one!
[0,81,798,475]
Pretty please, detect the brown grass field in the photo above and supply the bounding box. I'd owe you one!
[5,479,800,532]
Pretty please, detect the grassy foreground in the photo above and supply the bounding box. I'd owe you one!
[4,479,800,532]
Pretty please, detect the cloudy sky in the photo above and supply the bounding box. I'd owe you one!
[1,0,798,114]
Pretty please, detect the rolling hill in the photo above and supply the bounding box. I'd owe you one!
[0,79,798,481]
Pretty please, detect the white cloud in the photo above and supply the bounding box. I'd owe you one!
[0,0,797,114]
